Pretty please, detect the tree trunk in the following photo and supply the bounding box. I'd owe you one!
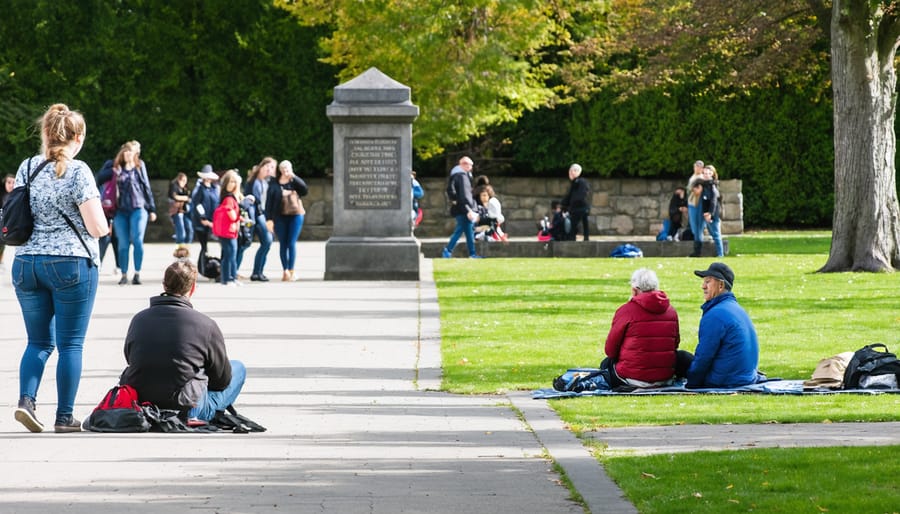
[820,2,900,272]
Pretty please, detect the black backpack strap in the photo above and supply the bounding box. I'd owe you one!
[59,211,94,267]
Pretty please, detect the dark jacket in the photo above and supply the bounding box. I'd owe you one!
[605,290,680,383]
[668,192,687,225]
[700,180,721,219]
[120,294,232,410]
[446,165,475,216]
[562,176,591,212]
[190,181,220,233]
[686,291,759,388]
[265,176,308,220]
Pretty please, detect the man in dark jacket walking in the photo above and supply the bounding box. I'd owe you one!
[442,156,479,258]
[561,163,592,241]
[119,259,246,421]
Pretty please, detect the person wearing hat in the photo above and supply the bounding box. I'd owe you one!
[190,165,220,273]
[686,262,763,388]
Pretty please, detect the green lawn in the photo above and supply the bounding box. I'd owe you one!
[433,230,900,512]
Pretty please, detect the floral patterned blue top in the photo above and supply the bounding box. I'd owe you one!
[15,155,100,266]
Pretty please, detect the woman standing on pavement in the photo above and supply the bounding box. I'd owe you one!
[266,159,308,281]
[245,157,276,281]
[13,103,109,433]
[99,140,157,285]
[168,172,194,247]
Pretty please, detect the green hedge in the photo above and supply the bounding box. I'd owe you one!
[0,0,335,178]
[490,84,836,227]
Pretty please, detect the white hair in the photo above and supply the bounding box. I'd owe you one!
[630,268,659,292]
[569,163,582,176]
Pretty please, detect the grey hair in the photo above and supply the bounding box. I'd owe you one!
[630,268,659,292]
[694,160,704,167]
[569,163,582,176]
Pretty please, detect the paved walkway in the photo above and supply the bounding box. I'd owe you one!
[0,241,896,513]
[0,242,632,513]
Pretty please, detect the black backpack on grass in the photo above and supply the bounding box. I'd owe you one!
[843,344,900,389]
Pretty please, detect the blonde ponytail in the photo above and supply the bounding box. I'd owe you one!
[38,103,85,177]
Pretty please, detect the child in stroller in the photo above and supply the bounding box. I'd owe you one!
[538,200,571,241]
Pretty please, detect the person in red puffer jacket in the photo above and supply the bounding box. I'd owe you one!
[603,268,681,388]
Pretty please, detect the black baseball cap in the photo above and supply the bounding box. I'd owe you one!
[694,262,734,290]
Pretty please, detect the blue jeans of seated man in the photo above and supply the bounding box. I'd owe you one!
[173,212,194,244]
[252,214,273,276]
[445,214,476,257]
[114,208,149,274]
[12,255,99,419]
[188,360,247,421]
[705,215,724,257]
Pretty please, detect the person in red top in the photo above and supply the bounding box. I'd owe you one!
[603,268,681,388]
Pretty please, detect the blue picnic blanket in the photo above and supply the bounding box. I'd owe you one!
[532,378,900,399]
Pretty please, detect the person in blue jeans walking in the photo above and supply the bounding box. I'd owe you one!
[13,103,110,433]
[119,259,246,422]
[442,156,479,258]
[98,140,158,285]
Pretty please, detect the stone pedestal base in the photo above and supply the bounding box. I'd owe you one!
[325,237,421,280]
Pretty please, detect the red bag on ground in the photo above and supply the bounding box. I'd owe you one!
[83,385,150,433]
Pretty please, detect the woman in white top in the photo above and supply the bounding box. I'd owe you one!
[12,103,108,433]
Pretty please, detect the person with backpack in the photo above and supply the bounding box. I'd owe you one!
[98,140,157,285]
[12,103,109,433]
[119,259,246,423]
[213,170,243,286]
[560,163,591,241]
[441,156,479,258]
[685,262,765,388]
[190,165,220,277]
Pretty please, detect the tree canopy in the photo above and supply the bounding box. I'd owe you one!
[275,0,617,157]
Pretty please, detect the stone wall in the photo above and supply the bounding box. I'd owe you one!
[144,177,742,242]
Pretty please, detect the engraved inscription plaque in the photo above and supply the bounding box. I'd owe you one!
[344,137,400,209]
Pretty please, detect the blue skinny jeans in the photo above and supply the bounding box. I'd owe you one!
[12,255,99,420]
[274,214,304,271]
[113,208,149,274]
[173,212,194,245]
[220,237,238,284]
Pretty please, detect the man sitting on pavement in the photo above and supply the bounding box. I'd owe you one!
[119,259,246,421]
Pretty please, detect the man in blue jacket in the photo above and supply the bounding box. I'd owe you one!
[686,262,761,388]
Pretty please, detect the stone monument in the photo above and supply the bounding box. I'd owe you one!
[324,67,421,280]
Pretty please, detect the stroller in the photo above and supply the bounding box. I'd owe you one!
[537,210,571,241]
